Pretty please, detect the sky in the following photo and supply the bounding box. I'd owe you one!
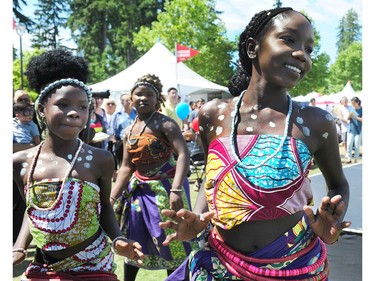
[13,0,362,65]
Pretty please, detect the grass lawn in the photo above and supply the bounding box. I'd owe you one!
[13,162,324,281]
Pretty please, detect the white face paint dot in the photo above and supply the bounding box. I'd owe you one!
[67,154,73,160]
[218,104,226,109]
[246,127,254,132]
[199,126,204,131]
[296,117,304,124]
[218,115,225,121]
[86,155,93,161]
[88,150,93,154]
[322,132,329,139]
[20,168,27,177]
[269,121,276,128]
[209,126,214,132]
[303,126,310,136]
[27,153,34,158]
[216,126,223,135]
[22,162,28,168]
[40,166,46,172]
[251,114,257,120]
[77,157,82,162]
[84,162,91,168]
[253,104,259,110]
[203,112,209,117]
[230,111,235,117]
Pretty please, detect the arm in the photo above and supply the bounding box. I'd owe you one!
[161,117,190,212]
[97,149,144,263]
[110,135,135,206]
[303,115,351,244]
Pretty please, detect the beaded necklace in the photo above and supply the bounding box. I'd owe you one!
[126,111,156,147]
[230,90,293,169]
[27,139,83,209]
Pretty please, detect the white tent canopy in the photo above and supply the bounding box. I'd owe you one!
[90,42,230,101]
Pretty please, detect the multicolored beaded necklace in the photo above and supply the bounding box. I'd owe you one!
[230,90,293,169]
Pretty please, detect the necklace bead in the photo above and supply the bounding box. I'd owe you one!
[127,111,156,146]
[230,91,293,169]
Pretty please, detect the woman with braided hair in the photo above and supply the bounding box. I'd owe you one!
[160,7,351,280]
[13,49,144,280]
[110,74,196,280]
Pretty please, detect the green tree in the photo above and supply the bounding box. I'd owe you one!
[66,0,162,83]
[31,0,69,49]
[288,12,330,96]
[336,8,361,54]
[273,0,283,8]
[329,42,362,92]
[132,0,235,86]
[13,0,34,31]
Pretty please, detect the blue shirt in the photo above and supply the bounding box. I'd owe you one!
[13,118,40,144]
[109,108,137,140]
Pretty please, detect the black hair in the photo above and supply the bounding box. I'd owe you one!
[167,87,178,93]
[25,49,89,94]
[229,7,307,96]
[351,96,361,106]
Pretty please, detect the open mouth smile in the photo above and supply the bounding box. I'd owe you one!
[285,64,302,74]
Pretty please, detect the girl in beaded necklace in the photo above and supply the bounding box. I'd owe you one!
[160,7,351,281]
[13,49,144,280]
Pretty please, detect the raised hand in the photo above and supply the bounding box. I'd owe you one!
[159,209,215,246]
[304,195,351,244]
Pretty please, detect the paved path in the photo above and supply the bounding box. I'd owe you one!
[309,163,362,281]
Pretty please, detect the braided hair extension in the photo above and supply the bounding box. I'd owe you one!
[131,74,165,110]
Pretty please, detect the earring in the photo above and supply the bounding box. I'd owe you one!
[247,51,256,59]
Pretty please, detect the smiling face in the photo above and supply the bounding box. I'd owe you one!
[41,85,90,140]
[254,11,314,88]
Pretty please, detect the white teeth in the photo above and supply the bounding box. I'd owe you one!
[285,64,301,74]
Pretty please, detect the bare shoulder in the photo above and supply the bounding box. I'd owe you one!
[293,102,335,130]
[13,146,38,166]
[198,97,234,121]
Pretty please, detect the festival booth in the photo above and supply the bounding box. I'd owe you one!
[89,42,230,104]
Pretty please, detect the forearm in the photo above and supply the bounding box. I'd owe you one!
[193,178,208,213]
[100,204,124,241]
[171,152,190,189]
[13,211,33,249]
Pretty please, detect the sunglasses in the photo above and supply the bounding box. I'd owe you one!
[21,109,33,116]
[18,98,31,103]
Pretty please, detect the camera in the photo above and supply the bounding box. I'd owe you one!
[92,89,110,99]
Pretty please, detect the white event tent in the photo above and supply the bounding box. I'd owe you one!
[90,42,230,102]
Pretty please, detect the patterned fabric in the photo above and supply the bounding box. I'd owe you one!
[126,133,174,166]
[24,231,116,275]
[206,135,314,229]
[166,215,329,281]
[122,157,198,269]
[26,178,101,250]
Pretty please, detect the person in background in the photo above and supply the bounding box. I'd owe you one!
[337,96,352,159]
[187,98,205,126]
[160,7,350,281]
[89,97,109,149]
[110,74,196,281]
[12,102,41,244]
[160,87,189,131]
[14,89,32,104]
[13,49,143,280]
[345,96,362,163]
[108,93,137,181]
[104,98,117,125]
[309,97,316,106]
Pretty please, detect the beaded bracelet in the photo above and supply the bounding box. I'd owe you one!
[110,196,118,201]
[13,248,27,255]
[111,236,128,254]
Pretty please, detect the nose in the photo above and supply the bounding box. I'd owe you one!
[292,49,307,62]
[67,109,80,119]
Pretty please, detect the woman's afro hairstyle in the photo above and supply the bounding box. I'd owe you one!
[26,49,89,93]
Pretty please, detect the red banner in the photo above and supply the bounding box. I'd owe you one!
[176,44,199,62]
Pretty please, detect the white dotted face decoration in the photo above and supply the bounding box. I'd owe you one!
[325,114,333,121]
[322,132,329,139]
[84,162,90,168]
[246,127,254,132]
[250,114,257,120]
[86,155,93,161]
[269,121,276,128]
[218,115,225,121]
